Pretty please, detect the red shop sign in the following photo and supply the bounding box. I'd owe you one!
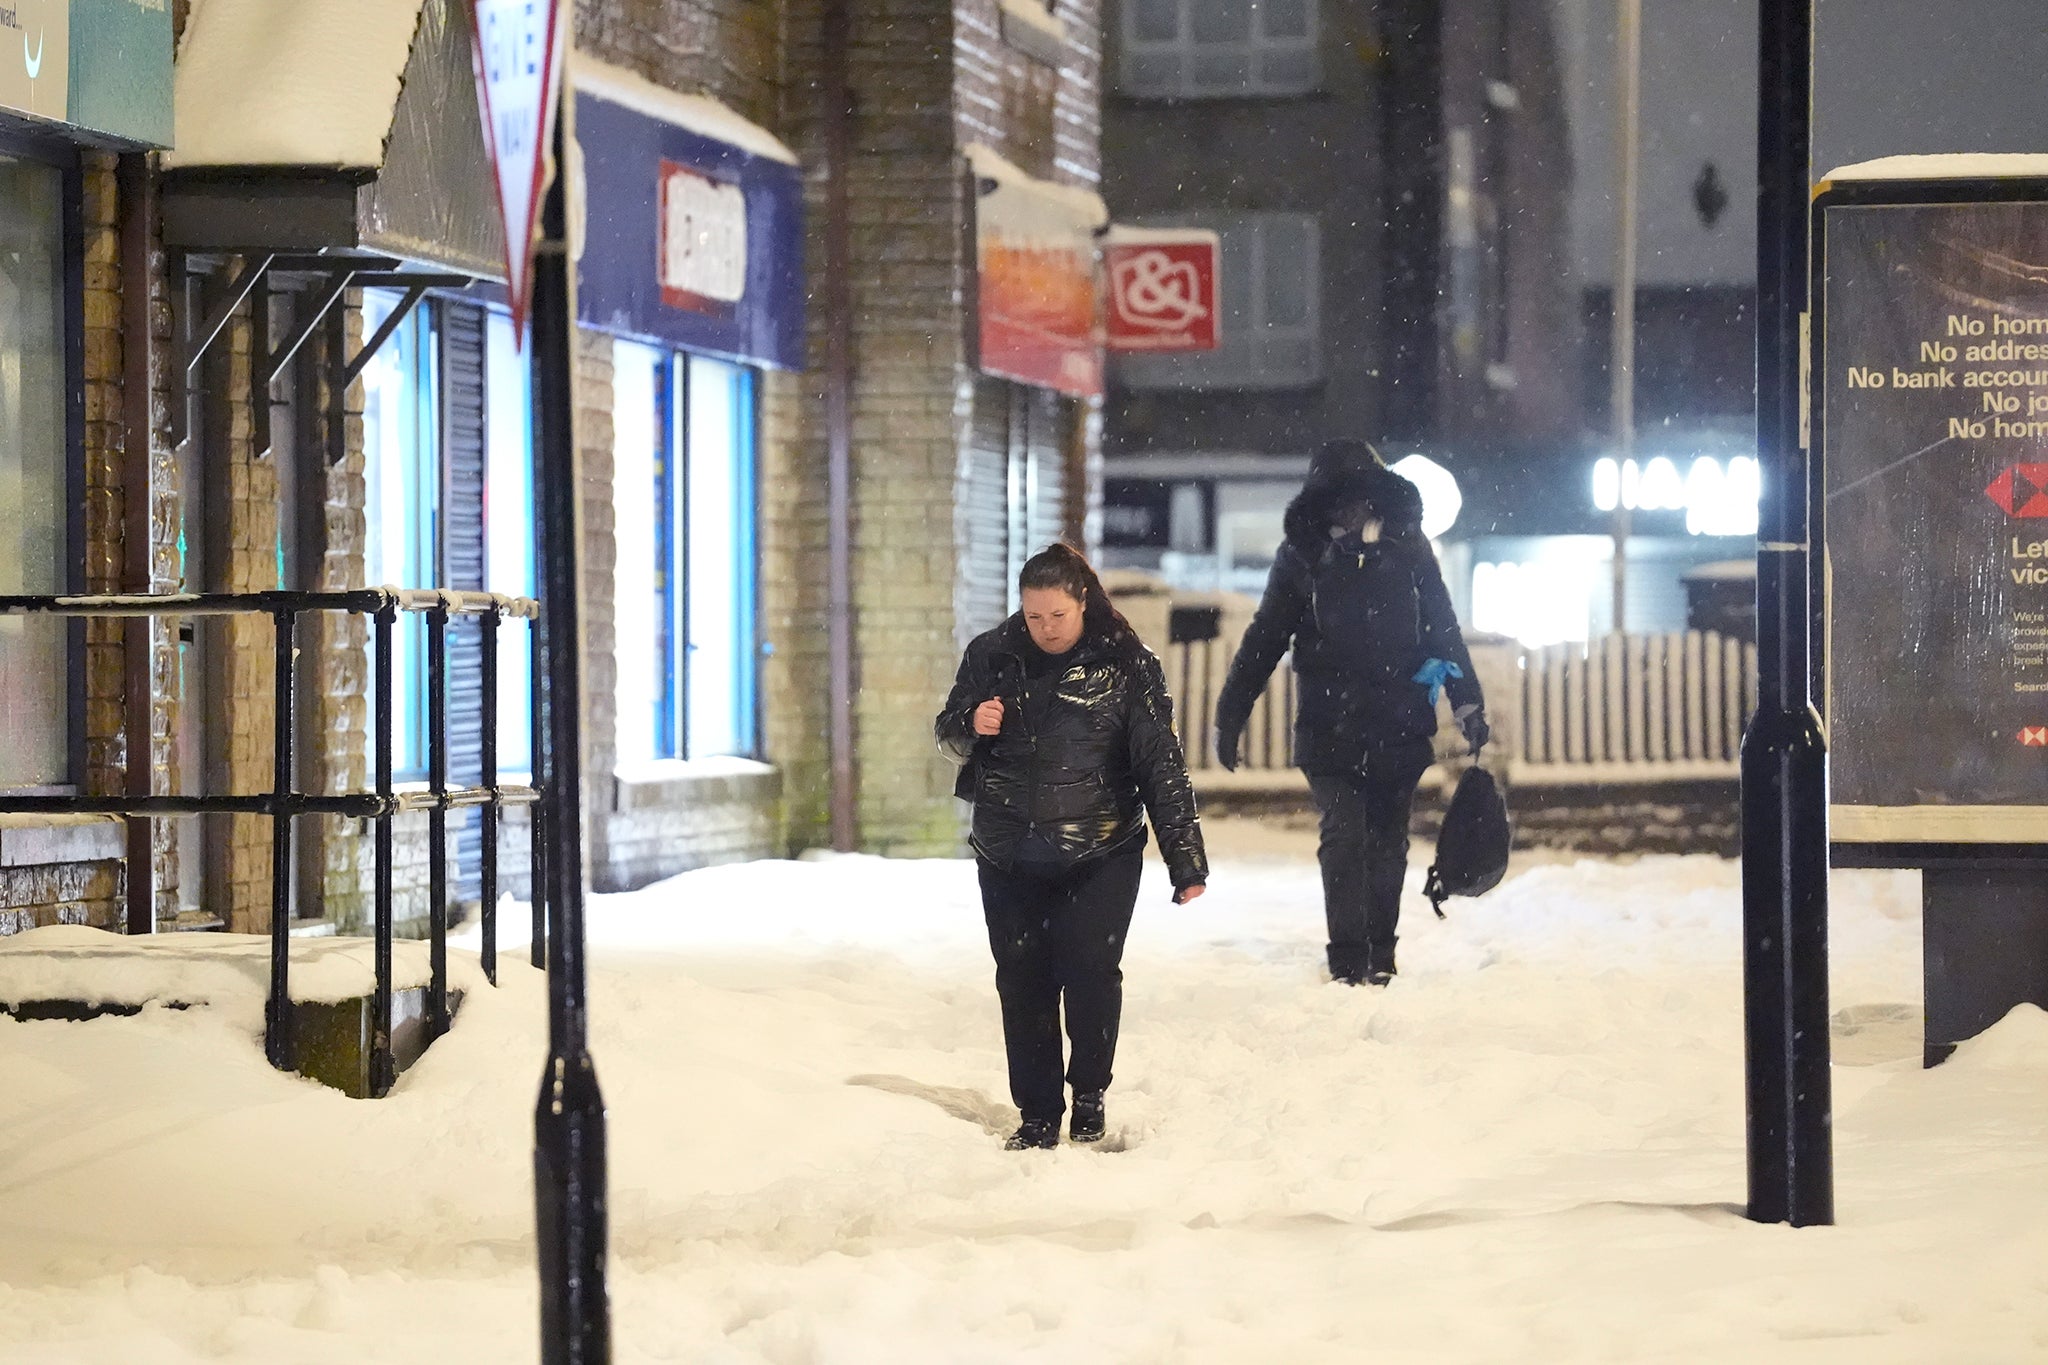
[1104,230,1220,353]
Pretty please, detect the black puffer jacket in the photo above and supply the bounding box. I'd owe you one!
[936,617,1208,891]
[1216,461,1482,774]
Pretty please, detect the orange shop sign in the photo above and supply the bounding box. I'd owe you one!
[968,144,1105,399]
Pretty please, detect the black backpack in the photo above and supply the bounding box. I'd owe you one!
[1308,538,1420,675]
[1423,766,1511,918]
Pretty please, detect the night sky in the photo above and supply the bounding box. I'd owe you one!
[1816,0,2048,171]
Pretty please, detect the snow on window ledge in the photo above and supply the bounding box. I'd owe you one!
[0,814,125,869]
[613,757,779,813]
[998,0,1066,66]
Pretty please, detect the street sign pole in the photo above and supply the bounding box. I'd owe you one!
[531,73,611,1356]
[1741,0,1834,1228]
[466,1,612,1353]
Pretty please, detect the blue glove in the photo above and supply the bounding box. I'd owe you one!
[1411,657,1465,707]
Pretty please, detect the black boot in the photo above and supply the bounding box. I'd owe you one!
[1004,1117,1060,1150]
[1327,942,1369,985]
[1069,1091,1106,1143]
[1364,938,1398,987]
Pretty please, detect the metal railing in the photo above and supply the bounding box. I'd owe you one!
[0,588,544,1097]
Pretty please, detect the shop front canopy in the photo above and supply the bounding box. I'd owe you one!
[162,0,503,280]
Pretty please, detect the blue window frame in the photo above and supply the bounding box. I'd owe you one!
[614,342,759,764]
[361,290,440,781]
[484,310,536,774]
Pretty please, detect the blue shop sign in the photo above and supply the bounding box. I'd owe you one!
[575,80,804,371]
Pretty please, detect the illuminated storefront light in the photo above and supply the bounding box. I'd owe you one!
[1391,453,1462,539]
[1592,454,1759,536]
[1471,542,1605,647]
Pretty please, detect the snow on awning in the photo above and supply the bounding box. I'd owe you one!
[167,0,428,172]
[1102,225,1218,247]
[161,0,503,279]
[1822,155,2048,186]
[963,143,1110,230]
[570,54,798,167]
[964,143,1106,397]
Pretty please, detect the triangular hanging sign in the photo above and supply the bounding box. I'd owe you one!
[467,0,567,344]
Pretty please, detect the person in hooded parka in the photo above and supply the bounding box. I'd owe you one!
[1213,439,1489,986]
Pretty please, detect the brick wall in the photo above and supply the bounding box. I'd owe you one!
[144,160,184,923]
[572,328,622,886]
[955,0,1103,189]
[757,367,828,849]
[765,0,1104,857]
[777,0,962,856]
[217,285,282,934]
[298,300,373,930]
[576,0,783,127]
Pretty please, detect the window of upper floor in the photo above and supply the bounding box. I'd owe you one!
[1116,0,1321,100]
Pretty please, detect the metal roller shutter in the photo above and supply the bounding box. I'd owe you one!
[958,377,1014,645]
[440,300,487,904]
[1021,386,1070,562]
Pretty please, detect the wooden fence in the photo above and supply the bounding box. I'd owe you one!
[1167,629,1756,783]
[1514,632,1756,783]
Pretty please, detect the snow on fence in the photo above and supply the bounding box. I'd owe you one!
[1170,638,1296,774]
[1162,625,1756,785]
[1514,631,1757,784]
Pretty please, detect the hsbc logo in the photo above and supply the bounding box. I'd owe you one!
[2020,727,2048,747]
[1986,465,2048,517]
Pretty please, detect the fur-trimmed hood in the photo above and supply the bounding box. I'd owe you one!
[1282,445,1426,548]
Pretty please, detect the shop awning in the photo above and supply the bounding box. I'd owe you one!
[572,54,806,370]
[161,0,503,279]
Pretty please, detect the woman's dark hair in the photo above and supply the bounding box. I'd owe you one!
[1018,542,1136,646]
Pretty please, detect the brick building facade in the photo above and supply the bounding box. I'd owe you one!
[771,0,1108,856]
[1,0,1110,931]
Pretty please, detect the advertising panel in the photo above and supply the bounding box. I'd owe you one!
[971,149,1103,398]
[1823,194,2048,840]
[68,0,171,147]
[575,84,805,370]
[1104,227,1219,353]
[0,0,68,126]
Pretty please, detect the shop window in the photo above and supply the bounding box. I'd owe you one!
[1472,556,1599,648]
[1116,213,1321,390]
[361,290,440,781]
[483,311,537,774]
[1119,0,1318,99]
[0,153,72,789]
[613,341,760,765]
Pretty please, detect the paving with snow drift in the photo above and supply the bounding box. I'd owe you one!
[0,819,2043,1363]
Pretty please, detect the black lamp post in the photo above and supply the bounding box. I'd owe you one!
[1741,0,1835,1228]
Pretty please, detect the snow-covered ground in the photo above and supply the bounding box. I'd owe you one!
[2,819,2045,1363]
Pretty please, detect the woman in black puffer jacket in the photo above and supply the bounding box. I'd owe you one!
[937,543,1208,1152]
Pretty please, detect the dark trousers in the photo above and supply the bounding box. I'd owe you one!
[978,844,1144,1122]
[1307,742,1433,960]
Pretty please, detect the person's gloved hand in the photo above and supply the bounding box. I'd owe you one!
[1214,725,1241,773]
[1412,657,1466,707]
[1455,704,1491,756]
